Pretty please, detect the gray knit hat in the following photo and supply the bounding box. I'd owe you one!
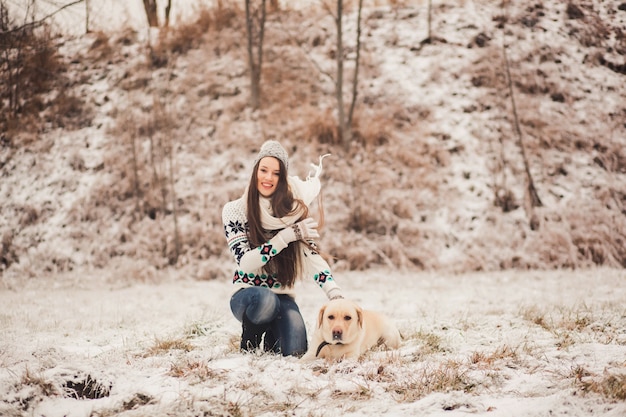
[253,140,289,171]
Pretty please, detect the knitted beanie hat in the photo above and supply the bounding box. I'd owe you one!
[253,140,289,171]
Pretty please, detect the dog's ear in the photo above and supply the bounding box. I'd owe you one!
[356,305,364,328]
[317,305,327,328]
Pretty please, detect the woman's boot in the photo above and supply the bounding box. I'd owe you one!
[240,314,266,352]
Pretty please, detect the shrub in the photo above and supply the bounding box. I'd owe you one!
[0,9,84,139]
[151,2,242,64]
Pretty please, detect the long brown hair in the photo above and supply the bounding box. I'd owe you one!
[246,158,308,288]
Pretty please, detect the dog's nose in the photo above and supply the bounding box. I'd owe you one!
[332,329,342,340]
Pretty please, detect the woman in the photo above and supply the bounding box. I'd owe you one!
[222,140,343,356]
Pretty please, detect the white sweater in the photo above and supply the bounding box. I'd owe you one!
[222,196,342,300]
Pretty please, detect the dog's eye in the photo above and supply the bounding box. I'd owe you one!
[328,315,335,320]
[344,315,351,321]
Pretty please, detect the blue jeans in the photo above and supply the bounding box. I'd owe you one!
[230,287,308,356]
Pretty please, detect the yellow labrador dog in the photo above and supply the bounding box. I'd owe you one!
[301,298,401,362]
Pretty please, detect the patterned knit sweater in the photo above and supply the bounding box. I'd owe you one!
[222,197,342,299]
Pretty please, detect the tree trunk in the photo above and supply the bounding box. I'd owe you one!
[166,132,180,264]
[130,127,141,217]
[142,0,159,27]
[85,0,90,33]
[336,0,348,147]
[245,0,266,109]
[501,36,542,210]
[256,0,266,106]
[427,0,432,41]
[347,0,363,132]
[165,0,172,27]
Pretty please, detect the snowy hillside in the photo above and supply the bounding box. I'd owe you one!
[2,1,626,290]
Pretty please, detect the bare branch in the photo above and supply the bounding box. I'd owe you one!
[499,3,542,229]
[1,0,85,35]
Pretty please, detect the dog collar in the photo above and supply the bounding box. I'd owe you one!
[315,341,330,357]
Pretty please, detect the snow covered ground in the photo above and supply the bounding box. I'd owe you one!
[1,268,625,416]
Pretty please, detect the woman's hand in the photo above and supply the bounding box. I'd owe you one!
[277,218,320,243]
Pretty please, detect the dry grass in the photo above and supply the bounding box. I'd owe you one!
[573,366,626,401]
[46,90,91,129]
[19,367,57,397]
[169,359,226,383]
[145,337,195,356]
[390,361,475,402]
[469,345,518,369]
[521,301,626,348]
[583,374,626,401]
[63,373,111,400]
[406,330,447,360]
[152,2,243,64]
[521,305,551,330]
[87,30,113,60]
[565,2,611,49]
[306,109,340,145]
[2,367,59,412]
[569,209,626,268]
[350,110,393,148]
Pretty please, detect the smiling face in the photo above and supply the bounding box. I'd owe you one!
[256,156,281,197]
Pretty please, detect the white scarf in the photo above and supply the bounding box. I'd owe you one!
[245,154,330,231]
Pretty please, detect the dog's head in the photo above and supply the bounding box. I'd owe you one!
[317,299,364,345]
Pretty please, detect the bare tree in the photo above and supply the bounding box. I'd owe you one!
[166,127,181,263]
[129,123,141,216]
[501,38,542,207]
[144,93,181,264]
[427,0,432,41]
[140,0,175,28]
[499,4,542,229]
[1,0,61,117]
[335,0,346,143]
[85,0,89,33]
[1,0,84,35]
[334,0,364,148]
[143,0,159,27]
[245,0,266,109]
[164,0,172,27]
[347,0,363,138]
[0,0,29,117]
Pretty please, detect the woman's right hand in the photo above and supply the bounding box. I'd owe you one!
[278,218,320,243]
